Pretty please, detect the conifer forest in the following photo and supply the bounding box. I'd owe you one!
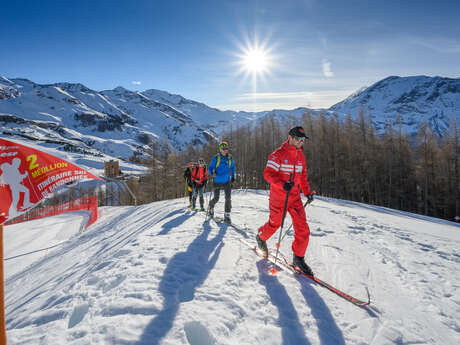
[138,110,459,223]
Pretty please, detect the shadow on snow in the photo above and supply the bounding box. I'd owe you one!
[257,261,353,345]
[299,282,346,345]
[135,219,227,345]
[158,210,192,235]
[257,260,312,345]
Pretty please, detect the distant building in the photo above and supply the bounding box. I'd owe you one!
[104,160,120,178]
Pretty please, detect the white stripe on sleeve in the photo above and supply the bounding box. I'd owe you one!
[267,160,280,168]
[266,162,280,171]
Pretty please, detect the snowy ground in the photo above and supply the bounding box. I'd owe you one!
[4,190,460,345]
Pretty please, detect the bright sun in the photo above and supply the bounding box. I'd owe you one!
[242,49,269,73]
[235,37,274,94]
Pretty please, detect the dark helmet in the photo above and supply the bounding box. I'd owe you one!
[289,126,309,141]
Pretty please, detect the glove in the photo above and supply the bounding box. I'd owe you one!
[283,181,295,191]
[231,177,235,183]
[306,193,314,203]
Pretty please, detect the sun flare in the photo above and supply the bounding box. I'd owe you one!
[242,48,269,73]
[234,36,275,103]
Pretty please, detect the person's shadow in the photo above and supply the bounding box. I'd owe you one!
[257,261,312,345]
[135,220,227,345]
[299,281,346,345]
[158,211,191,235]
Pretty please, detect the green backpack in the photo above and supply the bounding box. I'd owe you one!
[215,153,232,177]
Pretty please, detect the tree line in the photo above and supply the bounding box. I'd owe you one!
[136,110,460,222]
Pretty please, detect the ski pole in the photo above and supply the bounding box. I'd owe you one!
[271,174,293,274]
[205,182,209,210]
[205,177,213,219]
[279,190,316,243]
[184,182,187,206]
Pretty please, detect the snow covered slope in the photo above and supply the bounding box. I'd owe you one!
[330,76,460,136]
[4,190,460,344]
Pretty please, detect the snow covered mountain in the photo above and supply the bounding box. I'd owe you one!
[1,75,459,165]
[0,77,227,161]
[330,76,460,136]
[5,191,460,344]
[0,76,313,162]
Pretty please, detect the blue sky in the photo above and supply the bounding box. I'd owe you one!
[1,0,459,111]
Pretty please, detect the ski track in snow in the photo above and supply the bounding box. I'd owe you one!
[4,190,460,345]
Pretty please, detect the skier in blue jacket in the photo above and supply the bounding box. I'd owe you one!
[207,141,236,223]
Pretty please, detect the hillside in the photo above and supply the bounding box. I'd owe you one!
[331,75,460,136]
[4,191,460,345]
[1,75,460,167]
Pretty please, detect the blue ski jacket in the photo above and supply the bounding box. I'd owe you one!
[208,153,235,184]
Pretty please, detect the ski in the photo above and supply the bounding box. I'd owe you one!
[209,217,248,236]
[239,238,285,271]
[240,238,371,308]
[213,216,231,224]
[286,257,371,307]
[188,207,206,212]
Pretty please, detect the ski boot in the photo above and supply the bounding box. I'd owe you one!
[191,198,197,210]
[293,254,314,276]
[208,208,214,218]
[256,234,268,258]
[224,212,231,224]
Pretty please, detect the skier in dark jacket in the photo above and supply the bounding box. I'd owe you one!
[184,162,194,207]
[256,126,315,276]
[207,141,235,223]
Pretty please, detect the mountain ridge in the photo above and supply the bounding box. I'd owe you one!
[1,75,459,164]
[330,75,460,136]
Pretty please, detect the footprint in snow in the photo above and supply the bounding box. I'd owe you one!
[68,303,89,329]
[102,274,127,293]
[184,321,215,345]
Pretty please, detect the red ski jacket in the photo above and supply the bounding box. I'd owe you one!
[192,166,208,186]
[264,141,311,199]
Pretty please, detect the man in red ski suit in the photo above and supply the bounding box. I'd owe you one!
[191,158,208,211]
[256,126,314,276]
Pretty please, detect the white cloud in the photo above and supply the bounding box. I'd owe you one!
[236,91,314,101]
[216,89,353,112]
[322,59,334,78]
[410,36,460,53]
[131,81,142,85]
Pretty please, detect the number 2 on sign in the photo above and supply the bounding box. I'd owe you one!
[27,154,39,170]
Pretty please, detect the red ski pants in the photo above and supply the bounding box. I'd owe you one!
[257,192,310,257]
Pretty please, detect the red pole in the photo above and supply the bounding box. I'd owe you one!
[0,223,6,345]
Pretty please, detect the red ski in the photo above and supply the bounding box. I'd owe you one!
[240,238,371,308]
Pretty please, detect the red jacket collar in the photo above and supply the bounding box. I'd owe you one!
[281,140,303,153]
